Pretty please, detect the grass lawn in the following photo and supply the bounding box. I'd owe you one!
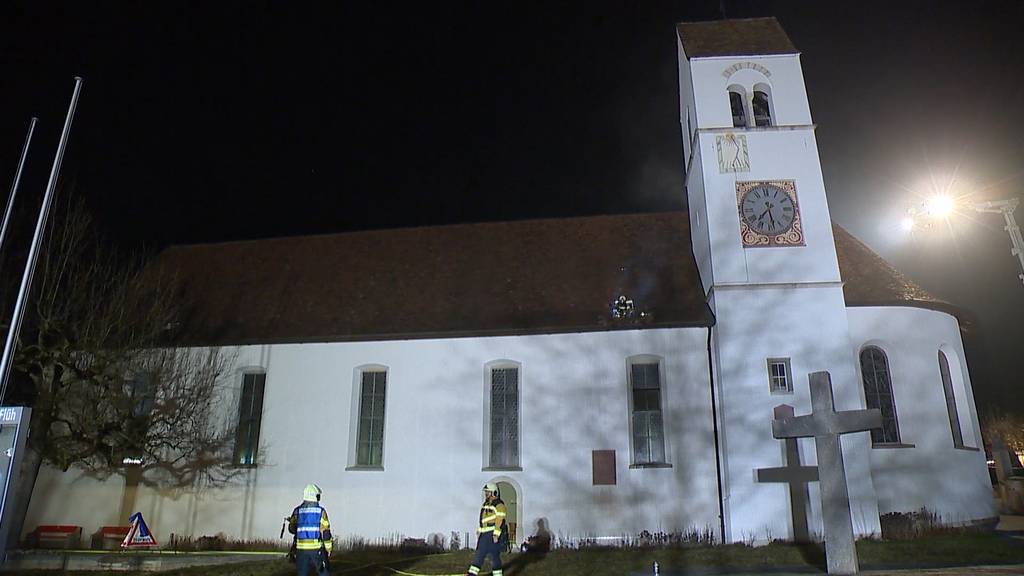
[14,534,1024,576]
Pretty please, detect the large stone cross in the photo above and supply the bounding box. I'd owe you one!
[772,371,881,575]
[757,404,818,542]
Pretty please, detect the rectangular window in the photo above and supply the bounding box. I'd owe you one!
[128,372,156,418]
[767,358,793,393]
[684,106,693,166]
[234,372,266,466]
[631,362,666,464]
[490,367,519,468]
[357,370,387,467]
[123,372,156,464]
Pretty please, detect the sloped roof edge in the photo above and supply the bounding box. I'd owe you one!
[677,17,798,59]
[152,213,958,347]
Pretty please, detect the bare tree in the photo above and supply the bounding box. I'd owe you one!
[4,198,240,547]
[982,410,1024,456]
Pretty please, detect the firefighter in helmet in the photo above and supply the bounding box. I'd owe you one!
[288,483,333,575]
[466,483,507,576]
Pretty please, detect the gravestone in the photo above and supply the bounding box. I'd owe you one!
[992,438,1024,513]
[757,404,818,542]
[772,372,881,575]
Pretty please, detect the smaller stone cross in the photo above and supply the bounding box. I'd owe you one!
[772,371,881,575]
[992,437,1021,484]
[757,404,818,542]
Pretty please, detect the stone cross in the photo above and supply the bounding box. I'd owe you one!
[757,404,818,542]
[992,438,1024,513]
[992,437,1021,484]
[772,371,881,575]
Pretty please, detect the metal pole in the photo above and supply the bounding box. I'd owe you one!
[973,198,1023,287]
[0,78,83,404]
[1002,207,1024,285]
[0,118,38,271]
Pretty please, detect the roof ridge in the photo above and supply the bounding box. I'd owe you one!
[159,210,690,253]
[678,16,780,25]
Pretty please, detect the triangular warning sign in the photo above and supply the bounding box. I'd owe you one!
[121,512,159,548]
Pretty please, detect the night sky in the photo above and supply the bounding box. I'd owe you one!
[0,1,1021,413]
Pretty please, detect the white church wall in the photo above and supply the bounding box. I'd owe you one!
[677,36,698,174]
[694,127,841,288]
[685,153,713,295]
[687,55,812,130]
[711,284,880,543]
[846,306,996,524]
[678,39,715,297]
[683,52,842,291]
[25,466,126,537]
[24,327,722,544]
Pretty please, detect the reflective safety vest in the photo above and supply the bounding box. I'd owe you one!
[477,498,507,539]
[289,501,333,552]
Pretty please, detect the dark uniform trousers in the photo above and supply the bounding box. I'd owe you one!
[296,549,328,576]
[471,532,506,573]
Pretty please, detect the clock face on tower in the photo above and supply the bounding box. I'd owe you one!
[736,180,805,247]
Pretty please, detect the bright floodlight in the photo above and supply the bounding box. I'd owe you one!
[925,195,954,218]
[900,216,915,232]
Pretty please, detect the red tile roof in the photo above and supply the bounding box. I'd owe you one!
[676,18,798,59]
[154,213,949,346]
[157,212,712,346]
[831,222,953,313]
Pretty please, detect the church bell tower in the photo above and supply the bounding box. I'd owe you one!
[675,18,881,543]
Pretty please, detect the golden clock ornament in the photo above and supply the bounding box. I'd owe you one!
[735,180,805,247]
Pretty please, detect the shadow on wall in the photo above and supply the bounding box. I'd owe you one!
[430,327,721,560]
[72,298,991,547]
[852,310,992,522]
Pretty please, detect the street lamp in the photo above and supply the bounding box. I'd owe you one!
[906,195,1024,286]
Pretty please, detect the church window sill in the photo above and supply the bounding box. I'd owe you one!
[954,445,980,452]
[482,466,522,472]
[871,443,915,449]
[345,465,385,472]
[629,462,672,469]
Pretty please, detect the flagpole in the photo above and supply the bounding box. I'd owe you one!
[0,78,83,404]
[0,118,38,272]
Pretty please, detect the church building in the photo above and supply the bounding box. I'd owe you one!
[26,17,995,546]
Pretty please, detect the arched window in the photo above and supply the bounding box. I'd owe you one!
[860,347,900,445]
[729,90,747,128]
[938,351,964,447]
[752,90,772,127]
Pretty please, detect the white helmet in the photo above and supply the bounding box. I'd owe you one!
[303,483,322,501]
[483,483,499,498]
